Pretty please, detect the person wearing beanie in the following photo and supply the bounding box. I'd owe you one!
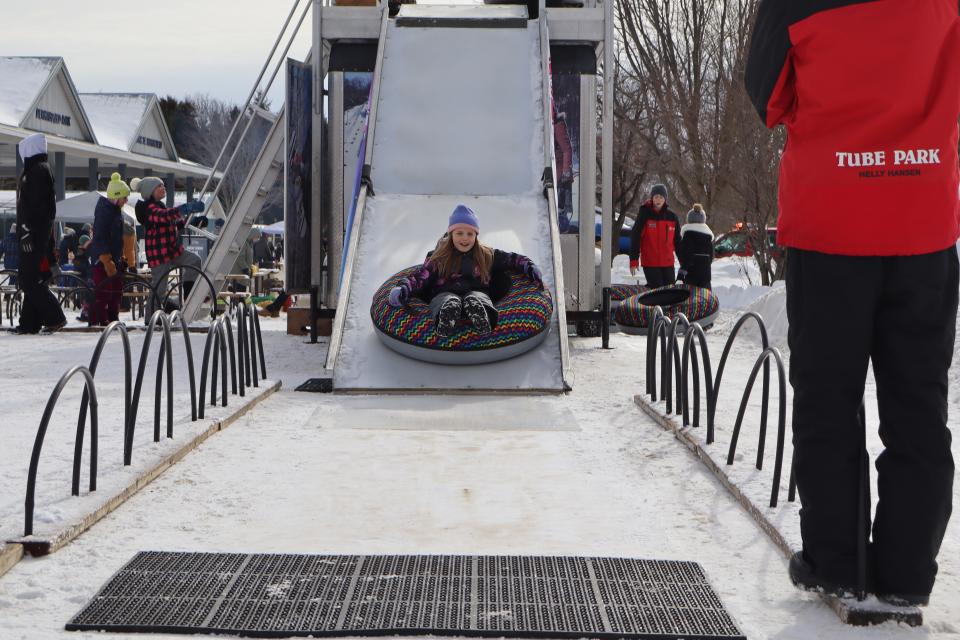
[13,133,66,333]
[388,204,545,338]
[130,176,205,317]
[628,183,681,288]
[677,203,714,289]
[88,173,131,325]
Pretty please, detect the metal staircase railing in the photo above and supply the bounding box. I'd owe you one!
[181,0,313,321]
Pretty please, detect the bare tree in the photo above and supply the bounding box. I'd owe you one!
[182,93,281,222]
[614,0,786,282]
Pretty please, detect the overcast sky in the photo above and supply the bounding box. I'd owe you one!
[4,1,315,107]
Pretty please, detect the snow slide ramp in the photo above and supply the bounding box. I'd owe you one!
[327,6,569,392]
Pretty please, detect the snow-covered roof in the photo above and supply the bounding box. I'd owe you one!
[0,57,58,126]
[0,56,97,144]
[79,93,152,150]
[80,93,179,162]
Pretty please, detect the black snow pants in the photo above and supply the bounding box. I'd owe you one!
[786,246,957,596]
[17,249,66,333]
[643,266,676,289]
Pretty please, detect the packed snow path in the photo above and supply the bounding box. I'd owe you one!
[0,318,957,638]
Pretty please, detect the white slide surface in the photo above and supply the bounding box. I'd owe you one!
[331,9,567,392]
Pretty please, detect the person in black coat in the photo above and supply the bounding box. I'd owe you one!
[14,134,66,334]
[677,204,714,289]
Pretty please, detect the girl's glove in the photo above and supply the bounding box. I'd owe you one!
[179,200,205,215]
[388,285,408,307]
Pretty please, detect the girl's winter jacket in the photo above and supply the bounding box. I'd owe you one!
[399,249,537,302]
[678,222,714,289]
[629,201,680,269]
[139,199,185,268]
[89,196,124,264]
[745,0,960,256]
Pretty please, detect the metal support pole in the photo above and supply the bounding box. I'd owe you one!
[186,177,195,202]
[600,0,613,291]
[601,287,611,349]
[310,284,319,344]
[87,158,98,191]
[164,173,175,207]
[144,167,153,178]
[118,163,127,181]
[54,151,66,202]
[15,147,23,178]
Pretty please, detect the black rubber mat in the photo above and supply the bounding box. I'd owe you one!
[295,377,333,393]
[67,552,744,639]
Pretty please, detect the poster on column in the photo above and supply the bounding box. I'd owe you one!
[285,59,312,293]
[552,72,580,234]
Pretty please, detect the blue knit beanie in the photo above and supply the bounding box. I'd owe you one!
[448,204,479,233]
[651,184,668,200]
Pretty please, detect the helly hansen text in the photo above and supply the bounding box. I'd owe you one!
[836,149,941,167]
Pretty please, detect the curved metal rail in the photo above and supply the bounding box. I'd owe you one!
[725,347,790,508]
[24,366,98,535]
[75,322,131,493]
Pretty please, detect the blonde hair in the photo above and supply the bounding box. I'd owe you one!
[430,234,494,283]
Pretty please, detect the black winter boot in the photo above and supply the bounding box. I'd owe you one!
[435,297,462,337]
[463,296,492,335]
[788,551,859,599]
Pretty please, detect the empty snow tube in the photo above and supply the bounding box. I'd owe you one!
[609,284,649,311]
[371,266,553,365]
[614,284,720,335]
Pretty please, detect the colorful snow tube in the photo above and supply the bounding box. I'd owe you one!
[614,284,720,335]
[371,266,553,365]
[609,284,648,310]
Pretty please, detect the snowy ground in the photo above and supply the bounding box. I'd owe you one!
[0,265,957,638]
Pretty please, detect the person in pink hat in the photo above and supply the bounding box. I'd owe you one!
[388,204,544,337]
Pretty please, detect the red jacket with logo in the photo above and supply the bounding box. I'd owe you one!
[629,201,680,268]
[745,0,960,256]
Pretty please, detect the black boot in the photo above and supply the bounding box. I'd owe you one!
[788,551,858,599]
[435,297,462,337]
[463,296,492,335]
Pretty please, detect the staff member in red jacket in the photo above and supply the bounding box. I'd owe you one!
[746,0,960,606]
[628,184,680,288]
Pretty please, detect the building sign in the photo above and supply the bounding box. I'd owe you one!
[35,108,71,127]
[136,135,163,150]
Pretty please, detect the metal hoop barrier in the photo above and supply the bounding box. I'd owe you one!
[126,311,174,464]
[221,314,239,396]
[250,302,266,379]
[89,272,161,323]
[24,366,98,536]
[198,317,236,418]
[167,310,198,421]
[663,314,691,416]
[709,312,771,462]
[725,347,791,508]
[75,322,132,496]
[0,269,21,327]
[156,263,219,320]
[233,305,250,393]
[680,323,714,434]
[241,303,261,388]
[52,272,94,311]
[644,306,664,397]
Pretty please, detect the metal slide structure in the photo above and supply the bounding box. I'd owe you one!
[325,4,570,392]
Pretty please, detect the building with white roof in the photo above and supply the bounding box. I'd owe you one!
[0,56,213,206]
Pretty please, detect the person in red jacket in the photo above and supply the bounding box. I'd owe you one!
[746,0,960,606]
[628,184,680,288]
